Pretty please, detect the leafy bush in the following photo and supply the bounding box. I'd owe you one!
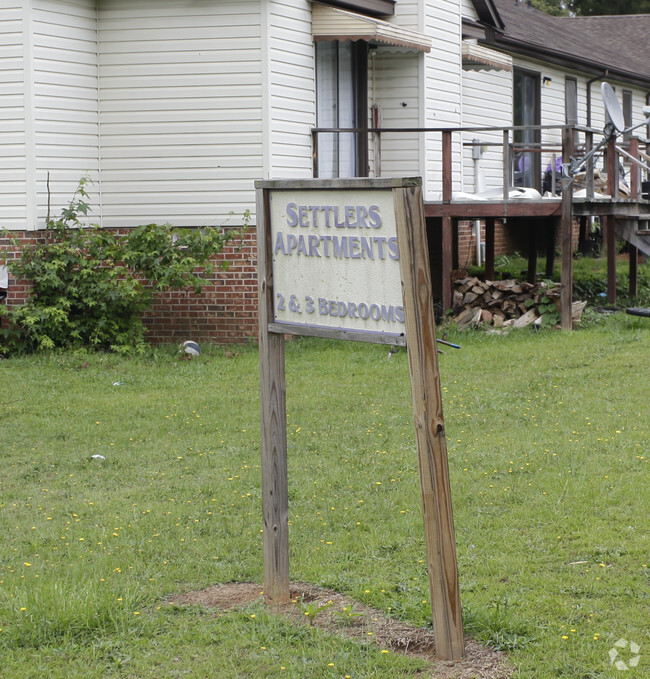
[1,178,249,354]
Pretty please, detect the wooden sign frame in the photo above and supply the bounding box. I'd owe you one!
[255,177,464,660]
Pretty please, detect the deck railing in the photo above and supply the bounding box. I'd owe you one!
[311,124,650,202]
[311,123,650,328]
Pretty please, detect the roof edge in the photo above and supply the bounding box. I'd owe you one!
[484,36,650,89]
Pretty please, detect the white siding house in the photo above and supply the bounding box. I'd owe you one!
[2,0,649,343]
[2,0,649,227]
[1,0,436,231]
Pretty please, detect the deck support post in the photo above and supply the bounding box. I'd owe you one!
[605,216,617,305]
[629,244,638,299]
[485,218,495,281]
[527,219,538,284]
[441,216,453,311]
[546,219,556,278]
[560,127,574,330]
[578,216,588,249]
[606,138,618,305]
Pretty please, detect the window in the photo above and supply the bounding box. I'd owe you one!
[565,77,578,125]
[315,40,368,178]
[513,68,541,189]
[623,90,632,139]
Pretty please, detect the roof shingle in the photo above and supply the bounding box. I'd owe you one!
[486,0,650,84]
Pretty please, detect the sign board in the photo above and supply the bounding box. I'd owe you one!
[268,187,405,342]
[256,177,464,660]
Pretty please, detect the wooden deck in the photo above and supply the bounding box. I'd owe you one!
[423,191,650,327]
[423,129,649,326]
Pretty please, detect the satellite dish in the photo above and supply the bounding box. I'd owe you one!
[565,82,650,179]
[601,82,625,133]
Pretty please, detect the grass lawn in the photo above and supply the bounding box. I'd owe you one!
[1,311,648,678]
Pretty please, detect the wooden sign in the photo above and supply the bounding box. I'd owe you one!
[255,177,464,660]
[267,186,404,342]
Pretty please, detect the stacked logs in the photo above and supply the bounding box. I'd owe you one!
[452,276,587,329]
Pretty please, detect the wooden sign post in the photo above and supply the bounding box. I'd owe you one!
[256,177,464,660]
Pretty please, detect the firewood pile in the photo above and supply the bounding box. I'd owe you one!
[452,276,587,329]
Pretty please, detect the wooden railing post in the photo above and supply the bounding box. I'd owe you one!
[560,127,574,330]
[442,130,452,203]
[629,137,639,199]
[502,130,510,201]
[585,130,594,200]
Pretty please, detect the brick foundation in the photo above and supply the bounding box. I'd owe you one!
[1,217,583,346]
[1,228,259,346]
[143,228,258,344]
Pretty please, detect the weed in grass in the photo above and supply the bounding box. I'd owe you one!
[333,605,364,626]
[296,598,333,626]
[463,598,536,652]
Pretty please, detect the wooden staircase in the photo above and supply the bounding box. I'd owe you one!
[616,218,650,257]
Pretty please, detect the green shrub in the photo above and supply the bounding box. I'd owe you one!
[0,178,249,354]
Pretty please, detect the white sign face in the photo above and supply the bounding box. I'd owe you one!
[269,188,404,338]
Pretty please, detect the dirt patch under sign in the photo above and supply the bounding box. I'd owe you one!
[168,581,513,678]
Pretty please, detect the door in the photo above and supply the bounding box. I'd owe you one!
[315,40,368,178]
[513,68,541,189]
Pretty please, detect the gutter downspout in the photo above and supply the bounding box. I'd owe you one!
[586,70,608,128]
[473,139,484,266]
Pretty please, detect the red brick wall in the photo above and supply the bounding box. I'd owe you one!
[143,229,258,345]
[457,219,514,268]
[1,228,259,346]
[0,232,41,308]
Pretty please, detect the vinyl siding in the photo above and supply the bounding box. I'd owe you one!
[32,0,98,227]
[381,0,424,180]
[423,0,463,199]
[461,67,511,193]
[266,0,315,178]
[391,0,420,31]
[461,53,650,195]
[372,48,421,178]
[97,0,263,227]
[0,2,28,228]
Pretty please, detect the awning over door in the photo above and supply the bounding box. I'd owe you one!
[312,4,432,52]
[462,40,512,71]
